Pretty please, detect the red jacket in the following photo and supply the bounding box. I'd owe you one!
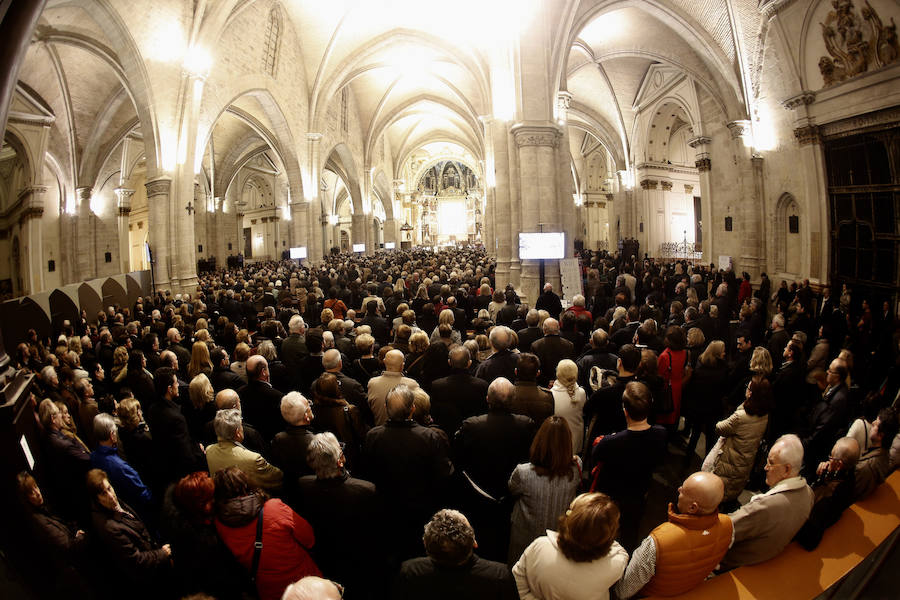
[216,497,320,600]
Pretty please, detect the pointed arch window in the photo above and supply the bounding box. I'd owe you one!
[262,7,281,77]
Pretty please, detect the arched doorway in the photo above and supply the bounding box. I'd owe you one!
[775,193,801,276]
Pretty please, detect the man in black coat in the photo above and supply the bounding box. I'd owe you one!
[576,329,619,391]
[237,355,285,441]
[534,283,563,318]
[294,432,382,600]
[164,328,191,380]
[770,340,806,440]
[270,391,317,491]
[147,367,205,483]
[363,384,452,560]
[453,377,534,503]
[510,353,554,426]
[475,327,519,384]
[209,347,245,393]
[802,359,852,474]
[610,306,641,351]
[394,509,518,600]
[584,344,640,443]
[516,309,543,353]
[529,318,575,387]
[430,347,489,436]
[360,300,391,346]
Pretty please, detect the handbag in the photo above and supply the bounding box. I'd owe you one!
[249,504,264,589]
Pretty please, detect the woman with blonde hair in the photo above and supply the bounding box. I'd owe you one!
[231,343,250,382]
[749,346,773,381]
[430,308,462,345]
[186,373,216,440]
[187,341,213,379]
[550,359,586,453]
[111,346,130,383]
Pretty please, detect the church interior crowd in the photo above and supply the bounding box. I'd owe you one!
[8,247,900,600]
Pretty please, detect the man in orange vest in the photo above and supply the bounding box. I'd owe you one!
[614,472,732,598]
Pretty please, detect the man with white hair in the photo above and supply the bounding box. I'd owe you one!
[534,282,562,319]
[530,317,575,387]
[474,326,519,384]
[767,313,791,370]
[281,576,343,600]
[367,349,419,426]
[281,315,309,376]
[319,349,367,415]
[270,392,317,486]
[294,432,379,597]
[206,408,283,493]
[721,434,814,568]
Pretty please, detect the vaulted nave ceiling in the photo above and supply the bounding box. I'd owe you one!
[16,0,764,202]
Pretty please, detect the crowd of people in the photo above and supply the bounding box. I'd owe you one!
[10,246,900,600]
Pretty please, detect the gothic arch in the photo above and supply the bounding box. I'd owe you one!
[775,193,802,275]
[322,142,362,215]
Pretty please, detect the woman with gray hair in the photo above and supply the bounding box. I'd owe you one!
[294,432,380,599]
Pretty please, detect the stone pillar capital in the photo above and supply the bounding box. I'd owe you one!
[781,91,816,110]
[727,120,752,140]
[510,123,561,148]
[794,124,821,146]
[75,186,92,202]
[687,135,712,148]
[306,133,324,142]
[661,181,673,191]
[684,184,694,194]
[145,178,172,197]
[114,187,135,209]
[639,179,658,190]
[556,91,573,111]
[695,157,712,172]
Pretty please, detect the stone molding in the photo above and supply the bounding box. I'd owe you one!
[306,133,323,141]
[760,0,800,18]
[510,124,561,148]
[794,124,821,146]
[639,179,659,190]
[818,106,900,139]
[634,161,699,176]
[661,181,673,191]
[557,91,572,111]
[684,184,694,194]
[727,120,752,139]
[145,178,171,197]
[75,186,92,203]
[695,157,712,172]
[687,136,712,148]
[605,193,614,202]
[781,91,816,110]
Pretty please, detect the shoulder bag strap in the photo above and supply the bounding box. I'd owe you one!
[250,504,265,586]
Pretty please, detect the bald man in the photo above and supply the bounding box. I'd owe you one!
[722,434,814,568]
[366,349,419,426]
[236,355,286,440]
[616,472,732,598]
[282,576,343,600]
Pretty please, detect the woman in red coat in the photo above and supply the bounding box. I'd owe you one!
[737,272,753,308]
[656,326,688,437]
[214,467,320,600]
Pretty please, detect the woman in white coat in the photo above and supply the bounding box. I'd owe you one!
[550,359,586,454]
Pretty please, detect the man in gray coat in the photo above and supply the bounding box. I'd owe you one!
[722,434,814,568]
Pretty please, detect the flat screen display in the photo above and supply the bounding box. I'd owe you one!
[519,232,565,260]
[352,243,365,253]
[384,242,396,249]
[289,247,307,259]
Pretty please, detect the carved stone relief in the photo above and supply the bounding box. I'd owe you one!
[819,0,899,87]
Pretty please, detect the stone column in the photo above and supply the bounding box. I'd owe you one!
[638,178,658,257]
[688,135,713,263]
[351,213,366,251]
[291,201,308,256]
[214,197,226,261]
[783,91,826,281]
[145,177,172,291]
[114,188,134,273]
[383,218,397,247]
[306,133,324,262]
[75,186,96,280]
[18,186,46,294]
[728,120,763,277]
[510,122,563,304]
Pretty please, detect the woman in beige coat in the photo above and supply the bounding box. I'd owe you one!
[708,378,772,502]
